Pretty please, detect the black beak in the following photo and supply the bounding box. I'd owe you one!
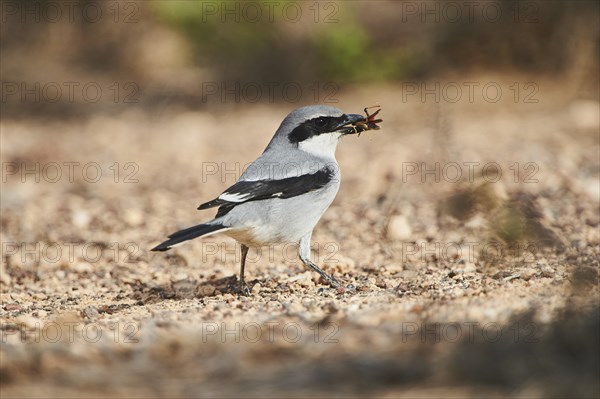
[335,114,365,134]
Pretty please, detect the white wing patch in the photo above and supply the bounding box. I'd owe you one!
[219,192,251,202]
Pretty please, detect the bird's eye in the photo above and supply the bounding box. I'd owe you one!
[315,118,326,127]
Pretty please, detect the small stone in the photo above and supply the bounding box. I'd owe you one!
[398,270,418,280]
[173,272,188,282]
[520,268,537,281]
[287,271,312,284]
[465,215,486,229]
[387,215,413,240]
[586,228,599,246]
[585,218,599,227]
[197,284,216,297]
[124,208,144,227]
[462,262,477,273]
[541,267,554,278]
[283,301,305,314]
[72,262,92,273]
[251,283,262,294]
[83,306,100,319]
[4,304,21,312]
[458,259,477,273]
[570,239,586,251]
[0,265,11,285]
[71,209,91,228]
[503,274,521,282]
[384,264,403,273]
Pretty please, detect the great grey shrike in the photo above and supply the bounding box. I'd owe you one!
[152,105,382,294]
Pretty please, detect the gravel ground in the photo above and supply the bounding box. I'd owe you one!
[1,80,599,398]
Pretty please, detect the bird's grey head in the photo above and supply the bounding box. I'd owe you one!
[266,105,364,158]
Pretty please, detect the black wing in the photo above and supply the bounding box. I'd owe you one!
[198,166,335,217]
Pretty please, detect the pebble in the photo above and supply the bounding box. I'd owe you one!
[5,304,21,312]
[83,306,100,320]
[541,267,554,278]
[503,274,521,282]
[387,215,413,240]
[197,285,216,297]
[398,270,418,280]
[0,267,11,285]
[464,215,486,229]
[251,283,262,294]
[71,209,91,228]
[586,228,599,246]
[384,264,404,274]
[124,208,144,227]
[73,262,93,273]
[520,268,537,281]
[461,261,477,273]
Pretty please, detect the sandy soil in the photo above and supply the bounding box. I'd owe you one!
[1,80,599,398]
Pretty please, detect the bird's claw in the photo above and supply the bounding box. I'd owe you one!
[238,280,251,296]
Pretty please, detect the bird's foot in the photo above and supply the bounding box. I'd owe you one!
[317,279,356,295]
[237,279,251,296]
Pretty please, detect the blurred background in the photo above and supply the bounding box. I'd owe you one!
[1,1,599,398]
[2,0,598,116]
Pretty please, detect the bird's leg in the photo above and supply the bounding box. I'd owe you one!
[238,244,250,295]
[298,234,341,288]
[303,259,342,288]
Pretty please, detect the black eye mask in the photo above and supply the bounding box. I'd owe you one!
[288,108,383,143]
[288,115,349,144]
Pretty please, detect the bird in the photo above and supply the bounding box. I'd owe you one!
[151,105,381,294]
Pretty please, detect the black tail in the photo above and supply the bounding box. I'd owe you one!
[151,223,228,252]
